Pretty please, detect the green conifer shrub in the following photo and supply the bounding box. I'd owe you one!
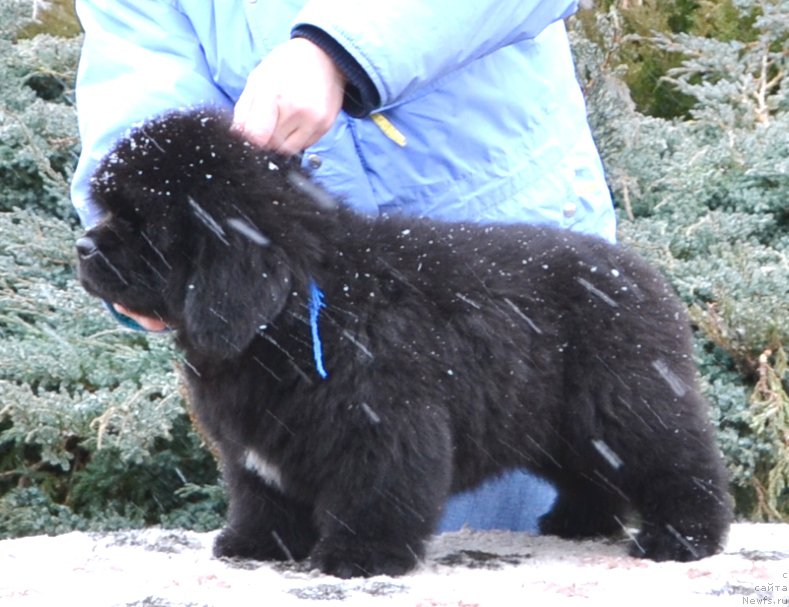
[578,0,764,119]
[0,210,225,538]
[0,3,224,538]
[0,0,80,221]
[572,0,788,519]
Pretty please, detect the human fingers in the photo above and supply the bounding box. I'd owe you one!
[271,112,329,155]
[233,38,345,154]
[232,86,278,149]
[113,303,168,332]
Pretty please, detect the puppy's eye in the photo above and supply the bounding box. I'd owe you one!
[117,210,144,229]
[100,214,141,242]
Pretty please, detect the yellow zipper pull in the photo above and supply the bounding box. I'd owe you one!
[370,112,407,147]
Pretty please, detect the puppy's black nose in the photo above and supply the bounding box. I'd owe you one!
[76,236,98,258]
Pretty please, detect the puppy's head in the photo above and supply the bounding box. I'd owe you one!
[76,108,304,358]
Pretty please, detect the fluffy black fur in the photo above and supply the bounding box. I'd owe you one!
[77,108,732,578]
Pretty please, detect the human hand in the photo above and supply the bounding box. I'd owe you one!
[232,37,346,154]
[113,303,169,332]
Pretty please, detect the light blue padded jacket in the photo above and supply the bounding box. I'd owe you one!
[71,0,615,243]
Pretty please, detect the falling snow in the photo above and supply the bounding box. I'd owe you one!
[94,250,129,285]
[360,402,382,424]
[651,359,689,397]
[503,298,543,335]
[187,196,230,245]
[141,232,172,269]
[455,292,481,309]
[576,277,619,308]
[340,329,374,359]
[226,217,271,246]
[287,170,338,210]
[591,439,624,470]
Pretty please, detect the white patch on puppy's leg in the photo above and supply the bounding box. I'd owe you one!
[244,450,284,490]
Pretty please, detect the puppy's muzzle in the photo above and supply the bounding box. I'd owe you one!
[76,236,99,260]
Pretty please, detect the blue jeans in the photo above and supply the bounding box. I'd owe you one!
[436,470,556,533]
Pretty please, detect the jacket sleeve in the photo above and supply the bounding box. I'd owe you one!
[291,0,579,112]
[71,0,232,227]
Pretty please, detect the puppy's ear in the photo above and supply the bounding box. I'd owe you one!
[183,229,292,358]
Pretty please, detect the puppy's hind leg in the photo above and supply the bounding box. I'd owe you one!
[616,398,732,562]
[213,461,319,563]
[627,438,732,562]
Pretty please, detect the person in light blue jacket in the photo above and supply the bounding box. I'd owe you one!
[71,0,616,535]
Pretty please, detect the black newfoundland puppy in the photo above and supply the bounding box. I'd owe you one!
[76,109,732,578]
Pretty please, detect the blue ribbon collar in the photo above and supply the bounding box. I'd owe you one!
[308,280,329,379]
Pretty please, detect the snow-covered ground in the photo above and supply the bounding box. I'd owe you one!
[1,523,787,606]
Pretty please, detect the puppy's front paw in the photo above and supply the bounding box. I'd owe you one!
[310,539,420,578]
[213,527,297,562]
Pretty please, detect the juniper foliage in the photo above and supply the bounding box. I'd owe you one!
[0,210,224,537]
[571,0,788,519]
[0,0,80,221]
